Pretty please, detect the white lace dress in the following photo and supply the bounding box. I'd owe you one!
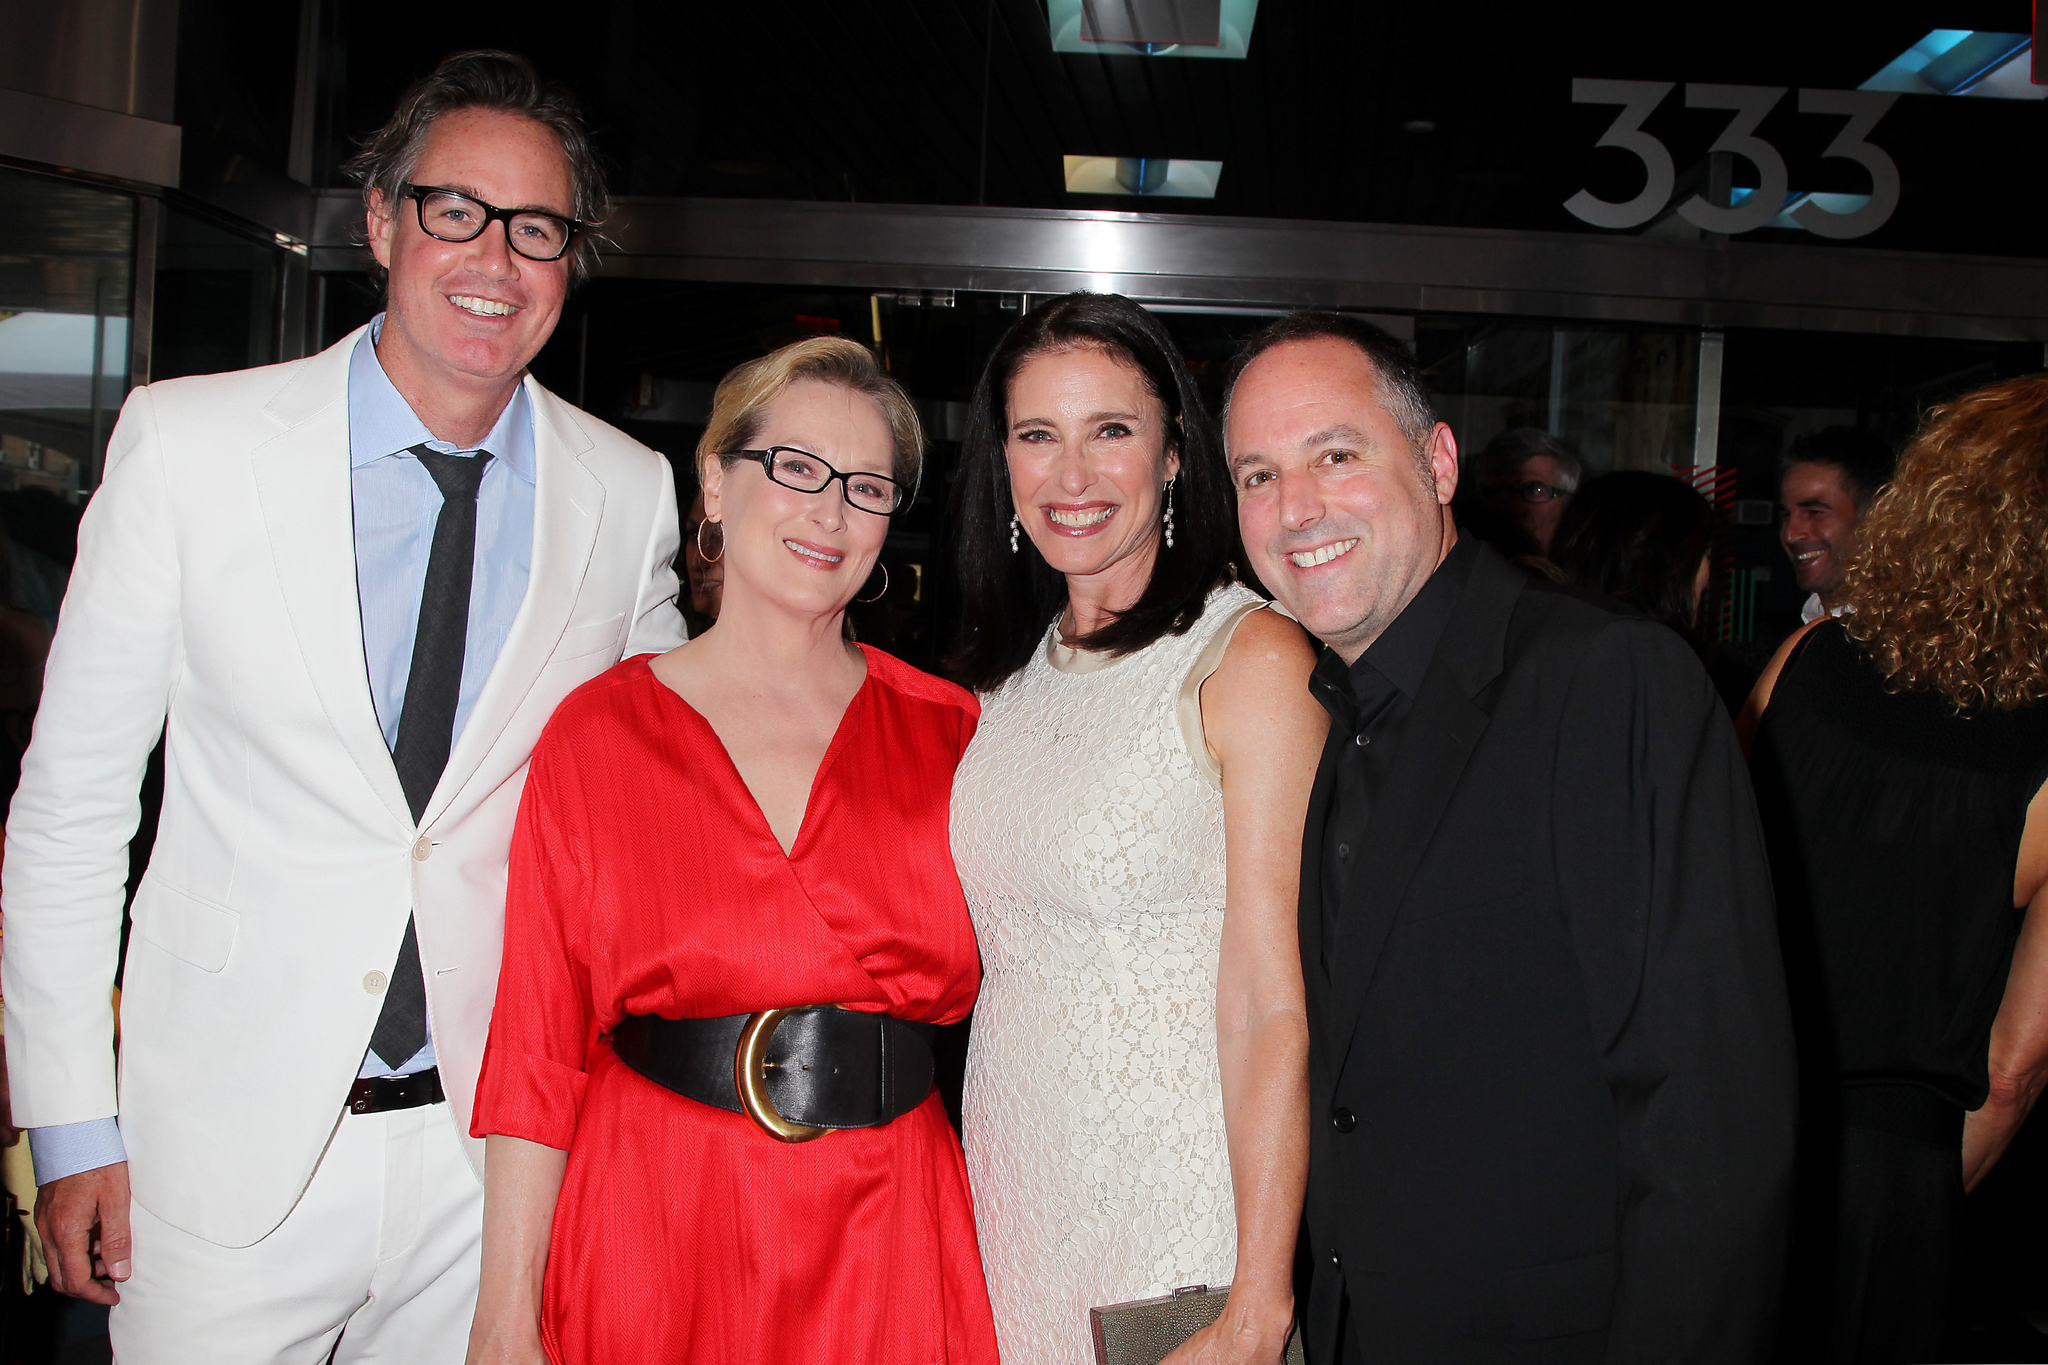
[954,582,1268,1365]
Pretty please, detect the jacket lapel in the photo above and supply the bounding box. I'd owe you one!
[250,325,413,832]
[1324,544,1523,1088]
[424,379,603,828]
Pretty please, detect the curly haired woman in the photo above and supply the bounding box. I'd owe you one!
[1742,376,2048,1364]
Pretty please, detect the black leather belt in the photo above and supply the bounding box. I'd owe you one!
[348,1067,444,1114]
[612,1007,936,1143]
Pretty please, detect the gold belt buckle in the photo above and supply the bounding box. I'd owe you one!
[735,1007,834,1143]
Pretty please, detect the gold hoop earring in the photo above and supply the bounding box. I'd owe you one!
[696,516,724,564]
[856,562,890,604]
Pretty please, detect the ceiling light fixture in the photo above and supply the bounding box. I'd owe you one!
[1728,187,1873,232]
[1861,30,2044,100]
[1048,0,1259,59]
[1064,156,1223,199]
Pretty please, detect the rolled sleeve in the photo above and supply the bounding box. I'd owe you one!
[467,734,595,1151]
[470,1047,591,1150]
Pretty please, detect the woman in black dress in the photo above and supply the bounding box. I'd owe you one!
[1744,375,2048,1363]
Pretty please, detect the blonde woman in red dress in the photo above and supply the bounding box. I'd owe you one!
[465,338,998,1365]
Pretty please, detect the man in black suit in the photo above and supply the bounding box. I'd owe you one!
[1223,313,1796,1365]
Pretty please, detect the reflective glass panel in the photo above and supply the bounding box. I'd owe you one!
[0,166,134,500]
[1417,321,1702,477]
[152,206,286,381]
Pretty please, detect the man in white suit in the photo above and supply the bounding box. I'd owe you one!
[0,51,685,1360]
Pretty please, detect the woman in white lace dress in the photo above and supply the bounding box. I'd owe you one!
[948,294,1326,1365]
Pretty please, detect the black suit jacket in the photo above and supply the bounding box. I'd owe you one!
[1300,543,1796,1365]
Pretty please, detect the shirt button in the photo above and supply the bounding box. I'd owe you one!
[363,970,388,994]
[413,836,433,861]
[1337,843,1350,860]
[1354,732,1370,747]
[1331,1106,1357,1133]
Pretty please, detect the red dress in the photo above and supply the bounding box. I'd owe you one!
[472,649,1000,1365]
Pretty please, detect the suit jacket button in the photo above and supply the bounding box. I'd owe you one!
[1331,1107,1357,1133]
[1329,1249,1341,1267]
[413,836,433,861]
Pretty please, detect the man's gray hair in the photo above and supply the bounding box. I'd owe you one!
[1476,428,1583,495]
[1223,312,1441,459]
[342,50,611,285]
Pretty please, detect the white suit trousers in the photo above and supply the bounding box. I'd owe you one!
[110,1103,483,1364]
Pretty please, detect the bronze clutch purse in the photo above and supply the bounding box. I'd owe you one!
[1089,1283,1305,1365]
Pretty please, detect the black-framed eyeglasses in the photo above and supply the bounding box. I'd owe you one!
[1481,480,1568,505]
[725,447,907,516]
[400,183,583,262]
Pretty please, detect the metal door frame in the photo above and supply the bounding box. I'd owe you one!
[305,193,2048,346]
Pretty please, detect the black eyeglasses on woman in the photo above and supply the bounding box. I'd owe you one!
[723,447,907,516]
[400,183,584,263]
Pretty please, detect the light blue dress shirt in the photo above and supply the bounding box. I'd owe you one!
[30,317,537,1184]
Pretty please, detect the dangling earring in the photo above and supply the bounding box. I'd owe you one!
[1162,478,1176,550]
[697,516,724,564]
[1010,513,1020,554]
[856,562,890,603]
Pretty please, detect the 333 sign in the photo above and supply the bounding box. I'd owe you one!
[1564,79,1900,240]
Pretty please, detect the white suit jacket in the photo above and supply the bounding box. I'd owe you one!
[0,326,686,1247]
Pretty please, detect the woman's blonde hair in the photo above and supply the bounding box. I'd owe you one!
[695,336,925,494]
[1841,374,2048,712]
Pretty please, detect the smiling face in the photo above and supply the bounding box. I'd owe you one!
[367,107,574,396]
[1228,337,1458,662]
[702,379,893,624]
[1779,460,1862,604]
[1004,345,1179,603]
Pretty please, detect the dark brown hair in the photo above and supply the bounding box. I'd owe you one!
[948,293,1236,693]
[1841,375,2048,711]
[1551,470,1715,648]
[1781,426,1896,511]
[341,50,610,285]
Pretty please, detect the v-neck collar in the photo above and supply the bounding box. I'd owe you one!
[643,650,873,861]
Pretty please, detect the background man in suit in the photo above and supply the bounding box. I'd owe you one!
[1223,313,1796,1365]
[1,51,684,1361]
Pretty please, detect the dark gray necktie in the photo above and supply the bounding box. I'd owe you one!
[369,445,492,1072]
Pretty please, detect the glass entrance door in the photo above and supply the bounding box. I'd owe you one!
[0,166,134,504]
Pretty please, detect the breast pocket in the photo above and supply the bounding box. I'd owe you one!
[132,881,240,973]
[552,614,626,664]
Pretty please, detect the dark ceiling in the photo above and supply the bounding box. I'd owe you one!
[178,0,2048,258]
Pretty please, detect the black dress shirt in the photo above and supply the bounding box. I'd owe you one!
[1309,534,1476,973]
